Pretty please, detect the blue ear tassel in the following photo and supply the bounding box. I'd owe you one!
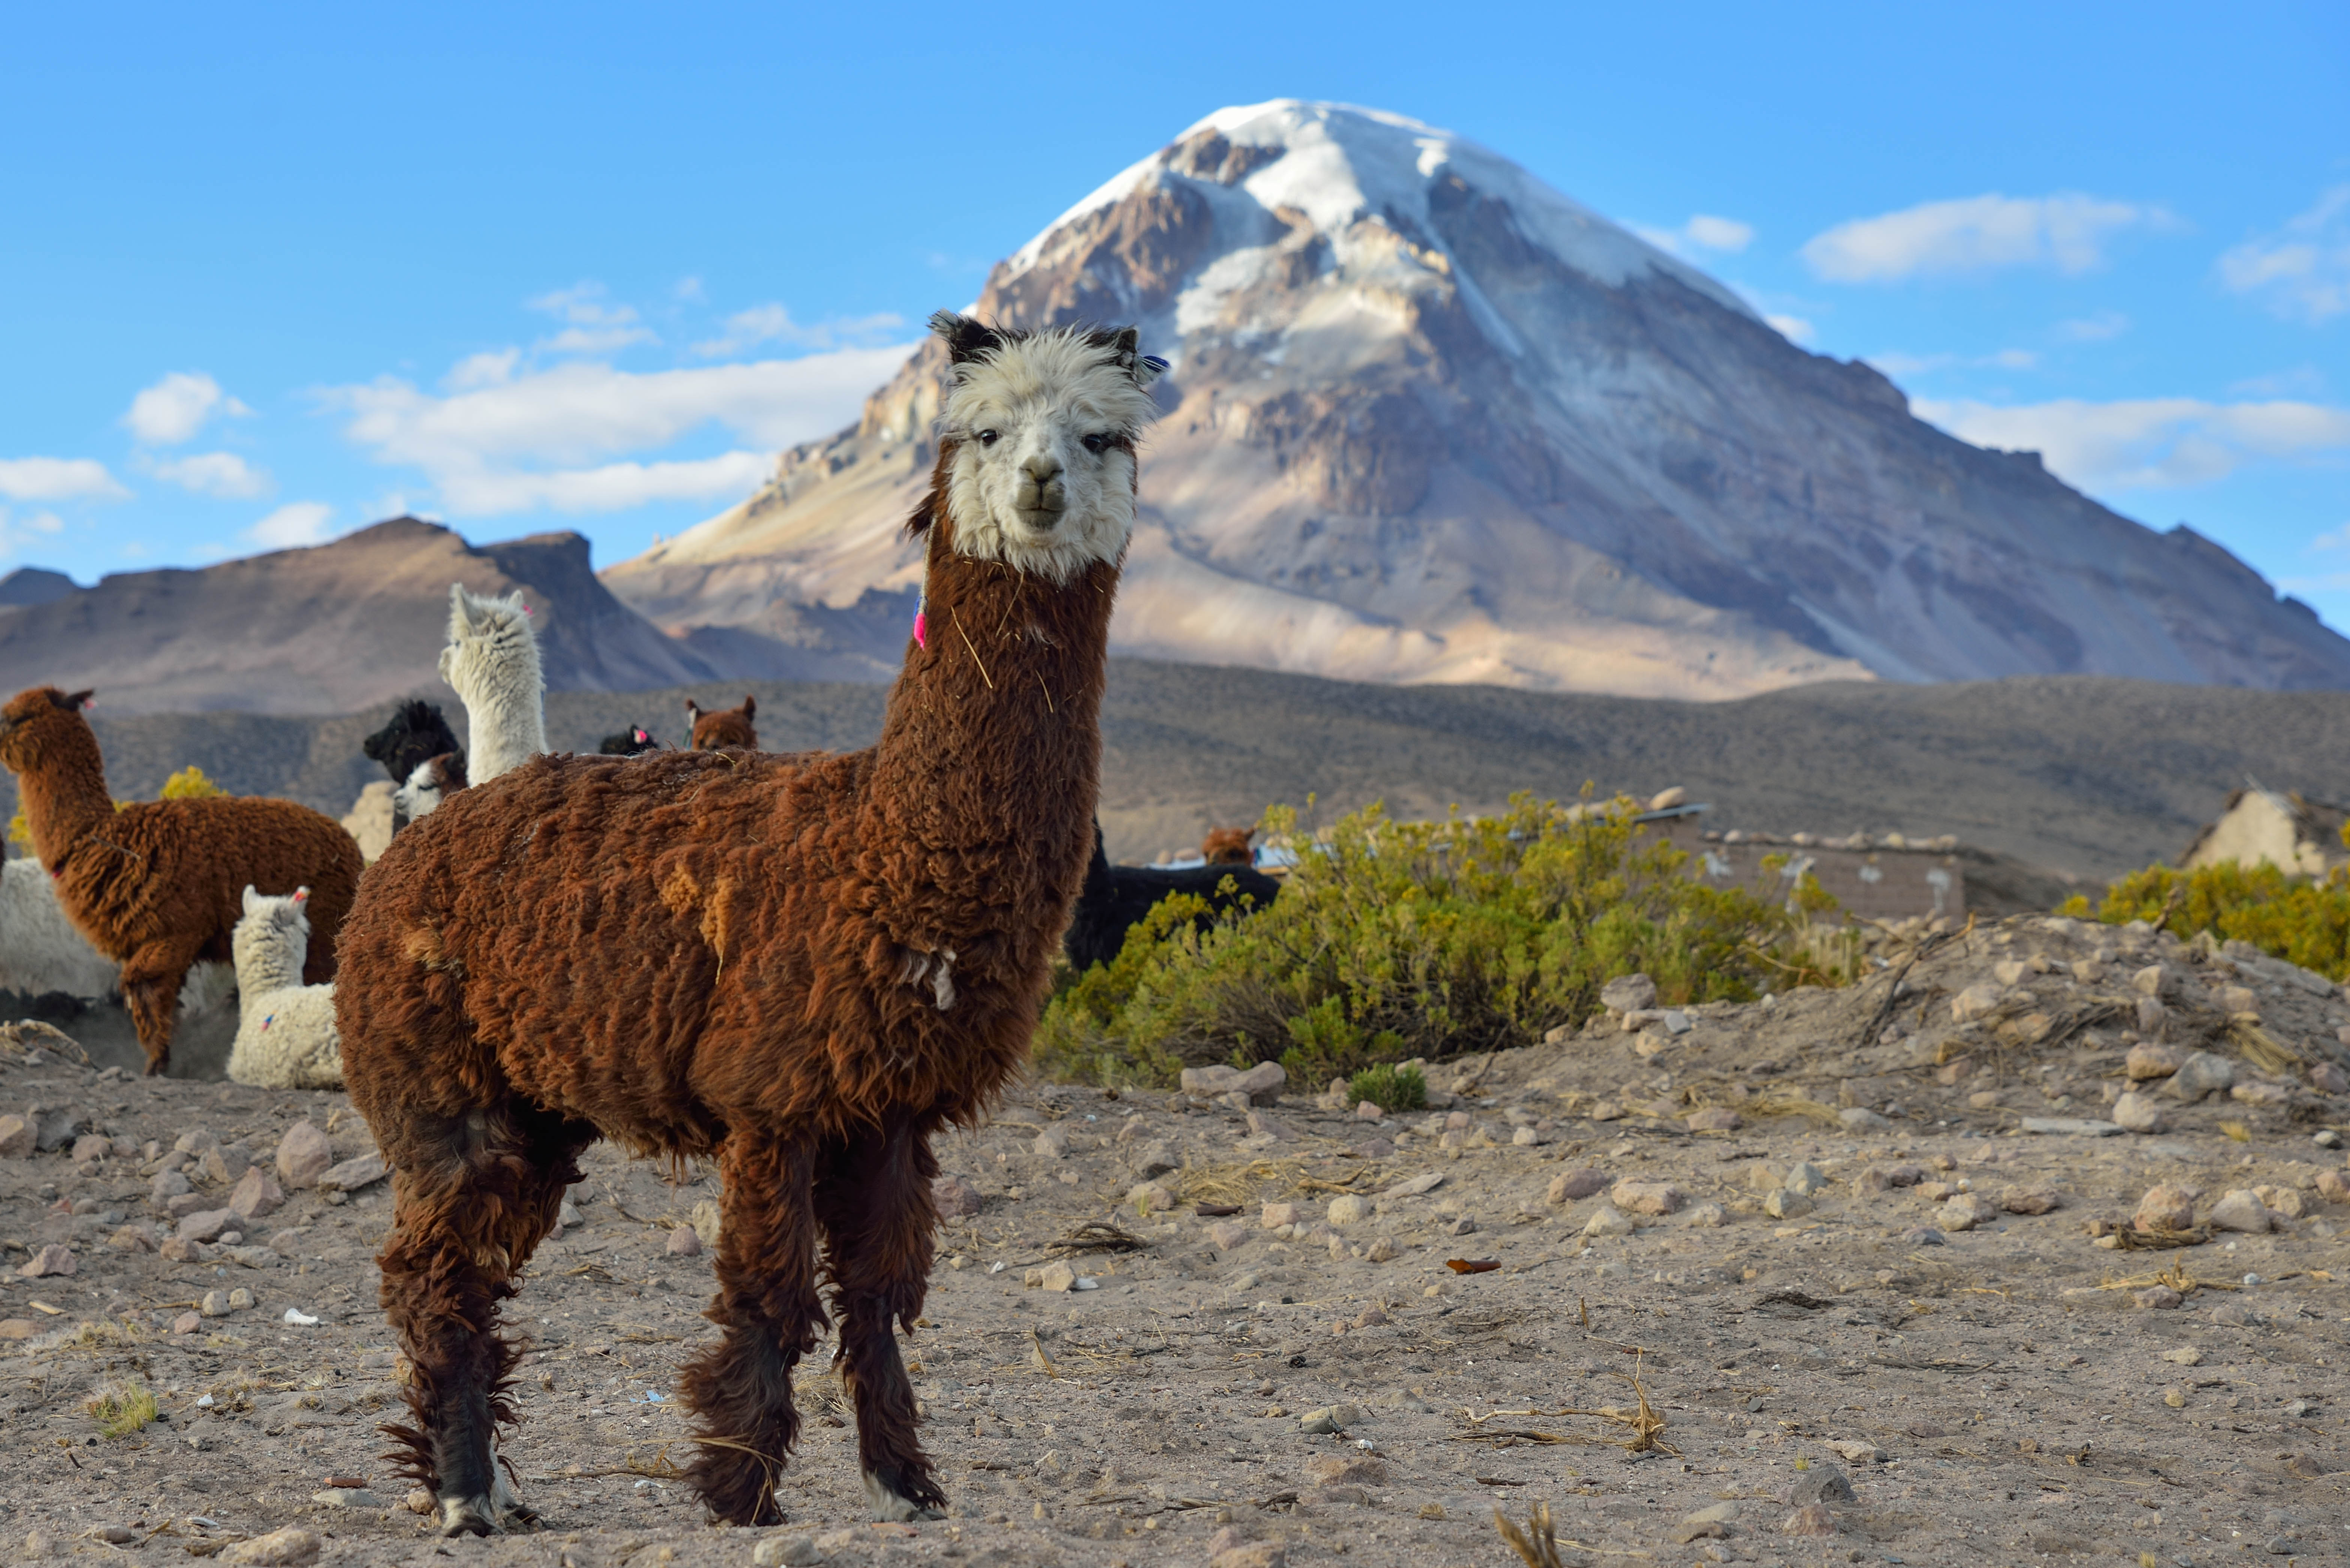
[1143,355,1170,372]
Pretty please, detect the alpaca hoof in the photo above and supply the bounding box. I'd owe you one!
[435,1497,495,1537]
[863,1468,947,1522]
[143,1058,167,1078]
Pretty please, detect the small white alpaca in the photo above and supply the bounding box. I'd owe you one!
[437,584,546,785]
[392,751,468,824]
[226,885,343,1090]
[0,856,121,1001]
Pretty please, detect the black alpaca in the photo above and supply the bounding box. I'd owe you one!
[363,700,465,834]
[1061,820,1281,972]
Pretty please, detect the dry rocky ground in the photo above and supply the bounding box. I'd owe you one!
[2,913,2348,1568]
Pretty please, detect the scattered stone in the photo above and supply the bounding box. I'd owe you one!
[1210,1543,1286,1568]
[1682,1202,1726,1228]
[1998,1184,2063,1215]
[311,1487,383,1508]
[2209,1190,2273,1233]
[1763,1188,1813,1220]
[404,1489,433,1515]
[2312,1063,2350,1096]
[1127,1181,1175,1213]
[931,1173,983,1220]
[1838,1108,1891,1132]
[1584,1204,1634,1238]
[275,1124,332,1189]
[1786,1463,1855,1504]
[2165,1051,2236,1103]
[70,1132,109,1164]
[2132,964,2169,997]
[1781,1503,1837,1536]
[1609,1180,1684,1216]
[18,1244,73,1278]
[2317,1170,2350,1203]
[157,1238,210,1264]
[200,1290,230,1317]
[1031,1128,1069,1160]
[1940,1194,1992,1231]
[2162,1347,2203,1365]
[228,1167,284,1223]
[1297,1404,1361,1435]
[1327,1194,1372,1226]
[1232,1061,1286,1105]
[2135,1184,2201,1232]
[2254,1184,2308,1220]
[666,1227,702,1257]
[1547,1168,1610,1204]
[1038,1262,1077,1293]
[1686,1107,1741,1132]
[1903,1226,1946,1246]
[2136,1285,2183,1309]
[1249,1110,1300,1141]
[1824,1440,1884,1464]
[218,1526,323,1565]
[0,1115,33,1159]
[2162,1387,2188,1408]
[1261,1202,1304,1229]
[752,1535,826,1567]
[1363,1236,1397,1263]
[0,1318,33,1339]
[2112,1091,2165,1133]
[1783,1161,1826,1196]
[1600,974,1657,1013]
[178,1209,237,1244]
[1950,984,2002,1023]
[2232,1080,2290,1106]
[2126,1042,2182,1080]
[1354,1101,1384,1122]
[2020,1117,2123,1136]
[1208,1221,1248,1250]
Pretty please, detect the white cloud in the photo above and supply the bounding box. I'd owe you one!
[2055,310,2131,342]
[674,276,706,302]
[1802,193,2171,283]
[124,371,252,445]
[528,283,657,356]
[149,451,271,499]
[0,506,66,562]
[2218,185,2350,324]
[1765,313,1816,345]
[693,304,907,357]
[1633,214,1755,259]
[244,502,337,549]
[446,349,522,391]
[2230,366,2327,399]
[323,341,915,517]
[1915,395,2350,490]
[1865,348,2037,377]
[0,456,130,502]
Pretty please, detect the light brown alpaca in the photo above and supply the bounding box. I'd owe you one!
[685,693,758,750]
[333,312,1165,1535]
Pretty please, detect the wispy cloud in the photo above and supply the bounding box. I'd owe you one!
[0,505,66,562]
[1803,193,2173,283]
[2055,310,2131,342]
[1765,313,1816,346]
[322,341,915,517]
[2230,366,2328,399]
[692,304,907,358]
[1915,395,2350,490]
[244,501,337,549]
[0,456,130,502]
[528,283,658,356]
[2218,185,2350,324]
[124,371,251,445]
[1866,348,2039,377]
[1633,214,1755,258]
[148,451,271,499]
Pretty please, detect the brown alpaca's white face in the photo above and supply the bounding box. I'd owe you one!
[939,324,1164,583]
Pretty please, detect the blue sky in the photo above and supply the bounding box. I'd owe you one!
[4,3,2346,632]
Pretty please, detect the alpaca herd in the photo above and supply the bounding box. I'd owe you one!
[0,313,1264,1535]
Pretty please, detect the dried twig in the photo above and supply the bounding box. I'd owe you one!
[1495,1500,1567,1568]
[1042,1221,1147,1257]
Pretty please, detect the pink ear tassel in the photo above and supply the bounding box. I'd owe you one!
[913,610,928,650]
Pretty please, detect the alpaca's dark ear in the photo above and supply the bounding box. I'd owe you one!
[740,695,755,719]
[1106,326,1167,388]
[929,310,1003,365]
[58,689,94,712]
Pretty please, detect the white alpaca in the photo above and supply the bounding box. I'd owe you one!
[0,856,120,1000]
[392,750,468,824]
[226,886,342,1090]
[437,584,546,785]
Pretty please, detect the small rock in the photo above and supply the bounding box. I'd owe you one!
[1547,1168,1610,1204]
[1128,1140,1178,1179]
[1210,1544,1286,1568]
[1949,984,2003,1023]
[1685,1107,1741,1132]
[1780,1503,1837,1536]
[311,1488,383,1508]
[1838,1107,1891,1132]
[1782,1161,1826,1196]
[1363,1236,1397,1263]
[1998,1184,2063,1215]
[666,1226,702,1257]
[1261,1202,1303,1229]
[1600,973,1657,1013]
[1903,1226,1945,1245]
[2218,984,2258,1015]
[1327,1194,1371,1226]
[1763,1188,1813,1220]
[314,1151,385,1193]
[1354,1101,1384,1122]
[0,1318,34,1339]
[1208,1221,1248,1250]
[178,1208,236,1244]
[2209,1190,2273,1233]
[1296,1404,1361,1435]
[174,1129,219,1155]
[1179,1065,1242,1094]
[1824,1440,1883,1464]
[1584,1203,1634,1237]
[171,1311,200,1335]
[1786,1463,1855,1504]
[2132,964,2169,997]
[1610,1180,1684,1216]
[2136,1285,2183,1309]
[2161,1346,2202,1365]
[70,1132,109,1164]
[1446,1217,1476,1236]
[0,1115,34,1159]
[752,1535,826,1567]
[2316,1169,2350,1203]
[2112,1091,2165,1133]
[1940,1194,1992,1231]
[1587,1099,1624,1121]
[219,1527,324,1565]
[1128,1181,1175,1213]
[157,1238,210,1263]
[2232,1080,2291,1106]
[1682,1202,1726,1228]
[404,1489,434,1515]
[1232,1061,1286,1105]
[2254,1184,2308,1220]
[932,1173,983,1220]
[228,1167,284,1223]
[1038,1261,1077,1292]
[2311,1063,2350,1096]
[2135,1183,2201,1232]
[18,1243,74,1278]
[2165,1051,2236,1103]
[200,1289,230,1317]
[1382,1172,1445,1199]
[275,1124,332,1189]
[1509,1125,1547,1146]
[1249,1110,1299,1141]
[2162,1387,2187,1408]
[2126,1042,2182,1080]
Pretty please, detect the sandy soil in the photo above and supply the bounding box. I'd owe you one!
[3,913,2347,1567]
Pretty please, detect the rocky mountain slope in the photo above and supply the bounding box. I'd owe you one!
[604,99,2350,698]
[0,517,719,714]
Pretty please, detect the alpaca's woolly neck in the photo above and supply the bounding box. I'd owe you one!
[234,913,310,1000]
[13,713,118,871]
[454,646,546,784]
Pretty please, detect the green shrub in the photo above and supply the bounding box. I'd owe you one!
[2060,859,2350,981]
[1349,1062,1427,1113]
[1035,792,1838,1087]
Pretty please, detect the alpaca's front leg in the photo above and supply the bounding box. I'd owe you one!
[118,942,198,1075]
[678,1134,825,1526]
[816,1118,947,1522]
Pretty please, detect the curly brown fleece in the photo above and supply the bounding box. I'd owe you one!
[0,686,364,1074]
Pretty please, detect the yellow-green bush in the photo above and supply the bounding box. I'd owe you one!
[1037,793,1839,1088]
[2060,859,2350,981]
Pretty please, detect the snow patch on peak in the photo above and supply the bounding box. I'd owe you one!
[1001,99,1756,321]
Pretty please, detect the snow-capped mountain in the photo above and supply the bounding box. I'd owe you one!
[604,100,2350,696]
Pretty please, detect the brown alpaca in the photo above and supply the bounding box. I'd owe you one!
[0,686,363,1074]
[1202,826,1255,865]
[334,312,1165,1535]
[685,694,758,750]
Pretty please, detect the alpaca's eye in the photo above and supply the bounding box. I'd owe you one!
[1081,433,1108,454]
[976,429,999,447]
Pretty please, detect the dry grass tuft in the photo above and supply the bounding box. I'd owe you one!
[85,1377,159,1438]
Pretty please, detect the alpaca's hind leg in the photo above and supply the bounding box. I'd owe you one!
[376,1100,586,1537]
[815,1118,946,1522]
[118,943,196,1075]
[677,1136,824,1525]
